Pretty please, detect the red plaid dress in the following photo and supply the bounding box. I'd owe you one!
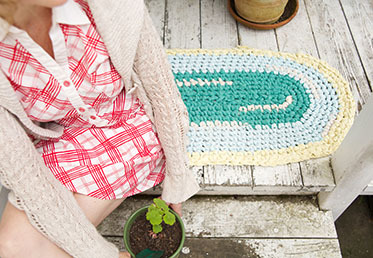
[0,0,166,200]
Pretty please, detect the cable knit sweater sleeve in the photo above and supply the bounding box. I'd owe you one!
[0,108,119,258]
[133,6,200,204]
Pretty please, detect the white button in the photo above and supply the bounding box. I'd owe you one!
[63,81,71,87]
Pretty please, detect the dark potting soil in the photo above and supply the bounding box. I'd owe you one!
[129,211,182,258]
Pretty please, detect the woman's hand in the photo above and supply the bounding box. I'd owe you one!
[157,196,183,217]
[119,251,131,258]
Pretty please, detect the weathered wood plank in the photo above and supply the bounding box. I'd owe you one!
[144,0,166,42]
[252,164,303,192]
[98,195,337,238]
[140,164,333,195]
[276,0,317,55]
[238,26,277,51]
[201,165,252,194]
[164,0,200,49]
[182,196,336,238]
[201,0,238,48]
[339,0,373,94]
[204,165,252,187]
[241,239,341,258]
[141,166,203,195]
[300,157,335,192]
[237,20,277,50]
[304,0,369,108]
[105,237,341,258]
[142,187,324,196]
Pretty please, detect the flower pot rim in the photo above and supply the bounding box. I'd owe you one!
[228,0,299,30]
[123,205,185,258]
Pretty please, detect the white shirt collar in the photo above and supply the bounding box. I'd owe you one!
[52,0,90,26]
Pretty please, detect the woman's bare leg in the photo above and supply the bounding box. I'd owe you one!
[0,193,128,258]
[72,192,125,227]
[0,201,70,258]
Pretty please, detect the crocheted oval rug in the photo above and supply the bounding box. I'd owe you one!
[166,46,356,166]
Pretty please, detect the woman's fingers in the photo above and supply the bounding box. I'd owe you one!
[157,196,183,217]
[170,203,182,217]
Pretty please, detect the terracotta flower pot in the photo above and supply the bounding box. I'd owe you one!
[234,0,289,24]
[123,206,186,258]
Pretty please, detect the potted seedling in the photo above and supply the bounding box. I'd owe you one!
[123,198,185,258]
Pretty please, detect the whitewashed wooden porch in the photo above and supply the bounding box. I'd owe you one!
[99,0,372,257]
[0,0,372,257]
[140,0,372,210]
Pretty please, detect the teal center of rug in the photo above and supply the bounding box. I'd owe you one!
[175,70,310,126]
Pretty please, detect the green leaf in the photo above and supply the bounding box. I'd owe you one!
[148,204,157,212]
[153,198,169,211]
[163,211,176,225]
[146,210,162,225]
[146,210,154,220]
[153,224,162,233]
[135,248,164,258]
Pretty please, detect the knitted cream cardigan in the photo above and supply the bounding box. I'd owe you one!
[0,0,200,257]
